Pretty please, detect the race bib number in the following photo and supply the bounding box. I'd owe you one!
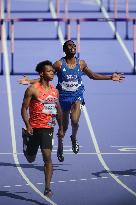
[61,81,79,91]
[42,103,57,115]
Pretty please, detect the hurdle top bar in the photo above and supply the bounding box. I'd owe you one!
[1,17,136,23]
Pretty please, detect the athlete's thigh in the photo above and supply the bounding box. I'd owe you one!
[38,128,54,162]
[39,128,54,150]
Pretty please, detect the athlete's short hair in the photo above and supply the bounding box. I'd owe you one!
[35,60,53,73]
[63,40,75,52]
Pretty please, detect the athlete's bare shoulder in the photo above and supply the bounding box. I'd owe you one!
[25,83,40,99]
[25,84,35,95]
[53,60,62,72]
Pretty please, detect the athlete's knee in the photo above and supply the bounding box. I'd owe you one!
[42,150,52,164]
[63,123,69,134]
[63,127,68,135]
[44,157,52,165]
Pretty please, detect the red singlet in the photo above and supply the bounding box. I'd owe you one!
[29,82,58,128]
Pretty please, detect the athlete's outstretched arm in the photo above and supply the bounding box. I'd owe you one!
[18,75,40,85]
[80,60,125,81]
[21,86,33,134]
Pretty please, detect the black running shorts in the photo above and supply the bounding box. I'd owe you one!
[23,128,54,156]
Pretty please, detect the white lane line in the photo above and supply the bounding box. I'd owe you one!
[1,1,57,204]
[53,152,136,155]
[96,0,134,67]
[2,174,132,189]
[80,179,87,181]
[53,149,73,152]
[123,175,130,177]
[1,152,136,155]
[81,0,98,6]
[111,146,136,147]
[101,177,108,179]
[69,179,77,182]
[83,105,136,197]
[15,185,22,187]
[58,181,66,183]
[94,0,136,195]
[50,0,136,197]
[53,145,83,147]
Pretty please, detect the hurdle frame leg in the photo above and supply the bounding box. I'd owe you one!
[0,19,4,75]
[125,20,129,40]
[133,20,136,74]
[10,19,14,75]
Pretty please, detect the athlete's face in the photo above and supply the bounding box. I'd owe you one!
[41,65,55,81]
[64,41,76,56]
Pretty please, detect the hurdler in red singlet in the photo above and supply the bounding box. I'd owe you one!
[21,60,63,197]
[29,81,58,128]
